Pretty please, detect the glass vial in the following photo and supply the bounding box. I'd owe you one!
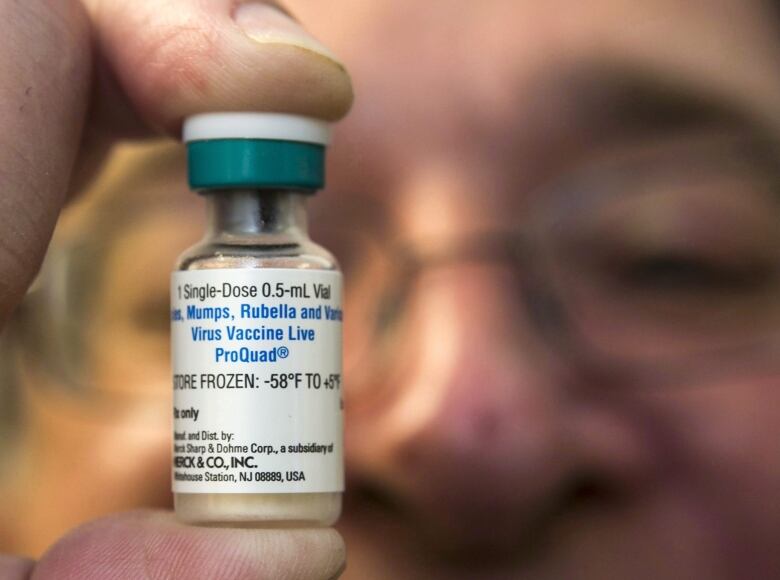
[171,113,343,526]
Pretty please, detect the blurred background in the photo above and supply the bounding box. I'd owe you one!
[2,1,780,579]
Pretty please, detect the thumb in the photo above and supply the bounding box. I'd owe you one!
[30,510,346,580]
[83,0,353,133]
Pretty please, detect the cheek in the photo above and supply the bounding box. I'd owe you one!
[649,375,780,539]
[74,327,172,501]
[19,371,173,556]
[78,318,173,502]
[90,398,172,504]
[86,309,171,398]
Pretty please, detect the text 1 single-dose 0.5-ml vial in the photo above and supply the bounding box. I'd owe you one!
[171,112,344,526]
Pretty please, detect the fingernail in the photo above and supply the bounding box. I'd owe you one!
[234,2,344,67]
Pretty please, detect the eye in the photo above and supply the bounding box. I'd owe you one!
[611,251,774,295]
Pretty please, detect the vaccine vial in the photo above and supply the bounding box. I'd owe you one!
[171,113,344,526]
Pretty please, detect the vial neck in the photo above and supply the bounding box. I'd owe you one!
[204,190,309,239]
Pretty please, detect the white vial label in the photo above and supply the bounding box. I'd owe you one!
[171,269,343,493]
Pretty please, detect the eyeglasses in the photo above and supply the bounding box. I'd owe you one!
[320,133,780,391]
[17,132,780,400]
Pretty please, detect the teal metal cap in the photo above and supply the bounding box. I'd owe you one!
[183,113,331,192]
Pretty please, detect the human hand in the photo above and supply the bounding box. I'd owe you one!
[0,511,345,579]
[0,0,351,577]
[0,0,351,325]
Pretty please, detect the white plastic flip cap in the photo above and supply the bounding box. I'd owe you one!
[183,112,331,145]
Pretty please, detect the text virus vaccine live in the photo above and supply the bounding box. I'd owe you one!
[171,112,344,525]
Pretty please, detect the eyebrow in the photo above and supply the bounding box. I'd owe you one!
[565,64,768,140]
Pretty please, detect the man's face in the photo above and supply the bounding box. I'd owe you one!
[299,0,780,578]
[11,0,780,578]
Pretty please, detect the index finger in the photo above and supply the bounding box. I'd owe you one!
[83,0,354,134]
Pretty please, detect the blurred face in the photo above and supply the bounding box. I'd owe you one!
[314,1,780,578]
[7,0,780,578]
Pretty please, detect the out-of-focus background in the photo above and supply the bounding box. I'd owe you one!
[2,1,780,579]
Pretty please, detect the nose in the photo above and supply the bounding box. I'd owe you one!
[346,263,582,550]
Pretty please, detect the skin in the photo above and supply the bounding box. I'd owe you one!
[1,0,780,579]
[0,0,351,577]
